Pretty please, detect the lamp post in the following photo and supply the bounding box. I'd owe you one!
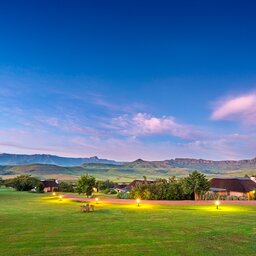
[52,192,56,196]
[95,197,99,204]
[136,199,140,207]
[59,195,63,201]
[215,200,220,209]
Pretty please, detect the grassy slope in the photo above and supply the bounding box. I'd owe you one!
[1,163,256,182]
[0,188,256,256]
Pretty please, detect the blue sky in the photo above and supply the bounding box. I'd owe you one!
[1,0,256,160]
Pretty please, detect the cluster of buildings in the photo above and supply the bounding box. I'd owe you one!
[41,177,256,200]
[114,177,256,199]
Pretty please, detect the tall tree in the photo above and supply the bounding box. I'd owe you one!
[76,174,96,197]
[182,171,209,200]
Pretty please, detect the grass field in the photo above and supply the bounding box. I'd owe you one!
[0,188,256,256]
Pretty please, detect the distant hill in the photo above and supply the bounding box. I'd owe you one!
[1,154,256,181]
[0,153,118,166]
[0,162,193,181]
[124,159,173,169]
[169,157,256,171]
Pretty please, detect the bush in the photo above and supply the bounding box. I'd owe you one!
[35,182,44,193]
[96,180,115,191]
[205,192,248,201]
[117,192,130,199]
[59,181,75,192]
[102,188,110,194]
[110,190,117,194]
[129,177,192,200]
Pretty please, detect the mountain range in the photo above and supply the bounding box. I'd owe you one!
[0,153,118,166]
[0,153,256,181]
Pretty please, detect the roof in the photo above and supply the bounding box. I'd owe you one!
[126,178,156,190]
[114,184,128,189]
[41,179,59,188]
[210,178,256,193]
[134,178,155,182]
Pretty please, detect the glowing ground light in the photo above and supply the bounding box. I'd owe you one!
[59,195,63,201]
[95,197,99,204]
[215,200,220,209]
[136,199,140,207]
[52,192,56,196]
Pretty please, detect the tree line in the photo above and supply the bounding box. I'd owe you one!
[0,174,114,195]
[0,171,210,200]
[129,171,210,200]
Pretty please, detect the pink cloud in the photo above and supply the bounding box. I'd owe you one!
[108,113,205,140]
[211,92,256,124]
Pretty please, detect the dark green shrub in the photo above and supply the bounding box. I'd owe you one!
[102,188,110,194]
[36,182,44,193]
[96,180,115,191]
[5,175,40,191]
[59,181,75,192]
[117,192,130,199]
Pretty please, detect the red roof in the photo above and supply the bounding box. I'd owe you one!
[210,178,256,193]
[127,179,155,190]
[114,184,128,189]
[41,179,59,188]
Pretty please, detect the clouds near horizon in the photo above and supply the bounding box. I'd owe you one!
[211,92,256,125]
[1,72,256,161]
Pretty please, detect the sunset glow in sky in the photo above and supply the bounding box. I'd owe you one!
[1,0,256,161]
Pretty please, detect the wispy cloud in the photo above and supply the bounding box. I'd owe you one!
[106,113,206,140]
[211,92,256,124]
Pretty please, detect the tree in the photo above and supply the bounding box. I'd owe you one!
[96,180,114,191]
[76,174,96,197]
[59,181,75,192]
[166,177,185,200]
[130,181,151,199]
[5,175,40,191]
[182,171,209,200]
[36,182,44,193]
[0,177,3,187]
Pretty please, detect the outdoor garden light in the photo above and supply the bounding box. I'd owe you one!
[59,195,63,201]
[95,197,99,203]
[136,199,140,207]
[52,192,56,196]
[215,200,220,209]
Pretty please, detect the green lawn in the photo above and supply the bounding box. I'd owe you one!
[0,188,255,256]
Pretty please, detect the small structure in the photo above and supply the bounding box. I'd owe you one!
[41,179,59,192]
[209,178,256,199]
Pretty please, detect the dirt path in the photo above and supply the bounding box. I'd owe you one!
[64,194,256,206]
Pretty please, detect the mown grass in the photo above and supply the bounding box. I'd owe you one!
[0,188,255,256]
